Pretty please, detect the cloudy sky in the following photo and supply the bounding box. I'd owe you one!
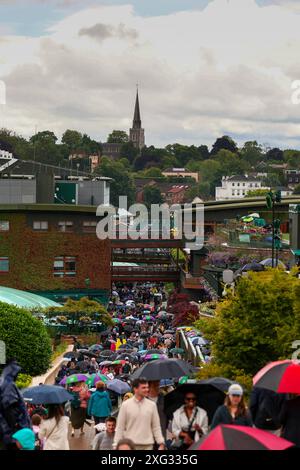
[1,0,300,149]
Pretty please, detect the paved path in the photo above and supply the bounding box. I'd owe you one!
[68,422,95,450]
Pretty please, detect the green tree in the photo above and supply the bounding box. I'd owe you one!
[283,149,300,169]
[211,135,238,155]
[143,167,164,178]
[30,130,62,165]
[61,130,83,153]
[120,141,139,164]
[0,302,52,376]
[247,189,270,197]
[241,141,264,166]
[293,184,300,195]
[95,157,135,206]
[143,186,163,208]
[107,130,129,144]
[195,271,300,377]
[46,297,113,332]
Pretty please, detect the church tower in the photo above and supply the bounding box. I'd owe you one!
[129,88,145,150]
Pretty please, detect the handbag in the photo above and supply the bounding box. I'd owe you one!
[170,408,199,450]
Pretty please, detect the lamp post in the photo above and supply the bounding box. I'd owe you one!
[266,190,282,268]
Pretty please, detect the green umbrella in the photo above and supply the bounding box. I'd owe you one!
[179,375,189,384]
[64,374,88,385]
[170,348,185,355]
[86,373,109,388]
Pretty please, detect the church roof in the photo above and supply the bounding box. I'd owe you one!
[132,90,142,129]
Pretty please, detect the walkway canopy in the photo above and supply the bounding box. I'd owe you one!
[0,286,61,309]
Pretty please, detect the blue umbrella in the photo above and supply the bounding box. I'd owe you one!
[106,379,131,395]
[22,385,73,405]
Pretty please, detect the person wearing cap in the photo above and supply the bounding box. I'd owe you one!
[12,428,36,451]
[210,384,253,429]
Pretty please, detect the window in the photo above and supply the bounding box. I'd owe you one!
[243,183,245,187]
[83,221,97,233]
[54,256,76,277]
[232,183,235,187]
[58,221,73,232]
[237,183,240,187]
[232,191,235,196]
[0,221,9,232]
[33,221,48,231]
[0,257,9,272]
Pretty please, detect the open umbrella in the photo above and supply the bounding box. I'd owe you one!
[99,330,111,337]
[107,379,131,395]
[170,348,185,355]
[130,359,195,381]
[259,258,286,268]
[253,360,300,393]
[145,349,162,355]
[164,377,235,422]
[111,360,127,366]
[86,373,109,387]
[116,353,138,363]
[99,360,113,366]
[63,351,79,359]
[142,354,168,362]
[89,344,103,351]
[23,385,73,405]
[99,350,115,358]
[191,337,209,346]
[59,374,88,386]
[191,425,294,450]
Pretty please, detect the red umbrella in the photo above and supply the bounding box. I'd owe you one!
[192,425,294,450]
[253,360,300,393]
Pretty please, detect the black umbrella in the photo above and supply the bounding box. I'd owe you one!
[99,330,111,337]
[164,377,235,423]
[118,344,134,350]
[145,349,162,355]
[22,385,73,405]
[63,351,79,359]
[140,333,149,339]
[124,326,134,333]
[99,350,115,357]
[116,353,138,363]
[130,359,195,381]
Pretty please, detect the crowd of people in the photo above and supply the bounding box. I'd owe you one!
[1,282,300,450]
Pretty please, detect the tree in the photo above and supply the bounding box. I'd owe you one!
[30,130,58,144]
[247,189,269,197]
[195,271,300,377]
[62,130,82,153]
[241,141,264,166]
[283,149,300,169]
[185,181,211,201]
[107,130,128,144]
[143,186,163,208]
[143,167,164,178]
[266,148,284,162]
[46,297,113,333]
[211,135,238,155]
[95,157,135,206]
[120,141,139,164]
[29,130,62,165]
[293,184,300,195]
[0,302,52,376]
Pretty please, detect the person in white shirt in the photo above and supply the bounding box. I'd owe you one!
[172,392,208,448]
[39,404,69,451]
[113,378,165,451]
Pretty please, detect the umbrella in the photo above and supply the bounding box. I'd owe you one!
[191,425,294,450]
[99,330,111,337]
[112,318,121,323]
[143,316,155,321]
[124,326,134,333]
[170,348,185,355]
[259,258,286,268]
[63,351,79,359]
[253,360,300,393]
[163,333,173,339]
[242,262,265,273]
[142,354,168,362]
[89,344,103,351]
[145,349,162,355]
[164,377,235,422]
[130,359,195,381]
[86,373,109,387]
[116,353,138,362]
[160,379,174,387]
[144,304,152,309]
[111,360,127,366]
[118,344,134,350]
[165,330,175,334]
[191,337,209,346]
[107,379,131,395]
[99,350,115,357]
[99,360,113,366]
[22,385,73,405]
[59,374,88,386]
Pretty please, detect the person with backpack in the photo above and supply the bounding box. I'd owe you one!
[0,360,31,450]
[87,381,112,428]
[39,404,69,450]
[250,387,286,436]
[69,381,90,437]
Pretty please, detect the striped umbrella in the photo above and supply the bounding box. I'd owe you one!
[59,374,88,386]
[253,360,300,393]
[143,354,168,362]
[192,425,294,450]
[86,373,109,388]
[110,360,127,366]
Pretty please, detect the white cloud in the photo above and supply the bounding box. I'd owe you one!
[1,0,300,149]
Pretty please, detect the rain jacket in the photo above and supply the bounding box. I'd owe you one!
[0,361,31,446]
[87,390,112,418]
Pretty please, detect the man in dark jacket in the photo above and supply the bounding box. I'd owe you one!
[250,387,286,434]
[0,360,31,449]
[148,381,168,442]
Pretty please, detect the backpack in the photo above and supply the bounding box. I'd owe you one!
[70,390,82,410]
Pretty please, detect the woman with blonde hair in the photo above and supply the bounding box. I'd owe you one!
[211,384,253,429]
[123,392,133,401]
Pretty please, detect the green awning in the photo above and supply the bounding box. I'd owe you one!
[291,250,300,256]
[0,286,61,309]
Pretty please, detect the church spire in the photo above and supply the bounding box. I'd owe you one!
[132,88,141,129]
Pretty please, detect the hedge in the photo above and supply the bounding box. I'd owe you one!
[0,302,52,376]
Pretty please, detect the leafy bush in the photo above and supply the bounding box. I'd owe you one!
[15,373,32,389]
[0,302,52,376]
[51,342,68,362]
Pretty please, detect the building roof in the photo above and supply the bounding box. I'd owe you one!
[132,90,142,129]
[167,185,188,194]
[226,175,261,182]
[163,168,188,173]
[0,286,61,308]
